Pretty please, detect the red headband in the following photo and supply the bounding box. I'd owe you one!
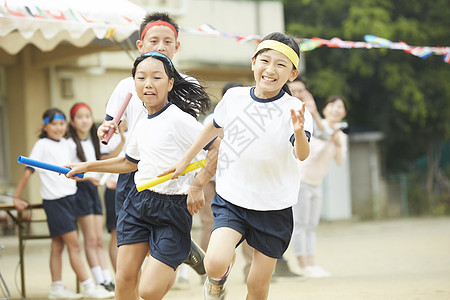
[140,20,178,41]
[70,103,91,119]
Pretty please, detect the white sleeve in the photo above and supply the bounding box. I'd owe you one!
[105,77,134,121]
[28,140,45,171]
[212,95,229,128]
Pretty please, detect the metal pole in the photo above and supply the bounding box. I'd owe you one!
[18,211,26,299]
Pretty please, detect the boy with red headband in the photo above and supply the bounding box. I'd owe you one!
[97,12,206,289]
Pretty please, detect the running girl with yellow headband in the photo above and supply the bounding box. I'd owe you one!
[160,32,314,300]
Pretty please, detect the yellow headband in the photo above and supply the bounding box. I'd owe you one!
[253,40,299,70]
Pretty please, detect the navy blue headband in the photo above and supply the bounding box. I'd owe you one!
[142,52,174,71]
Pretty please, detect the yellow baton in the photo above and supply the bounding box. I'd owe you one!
[136,159,207,192]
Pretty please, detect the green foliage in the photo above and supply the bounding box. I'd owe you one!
[283,0,450,174]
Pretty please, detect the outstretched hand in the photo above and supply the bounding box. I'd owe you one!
[64,163,87,179]
[301,90,318,115]
[157,158,190,180]
[290,102,306,133]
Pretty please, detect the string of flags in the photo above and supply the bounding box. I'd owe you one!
[181,24,450,64]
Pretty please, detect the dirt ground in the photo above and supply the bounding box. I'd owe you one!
[1,216,449,300]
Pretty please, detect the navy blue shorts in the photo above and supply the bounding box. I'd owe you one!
[116,188,192,270]
[212,193,293,259]
[104,187,116,232]
[74,181,103,217]
[115,171,136,217]
[43,195,77,237]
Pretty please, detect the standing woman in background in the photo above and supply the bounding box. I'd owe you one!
[68,103,116,292]
[290,95,348,278]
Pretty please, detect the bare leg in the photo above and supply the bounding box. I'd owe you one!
[109,228,118,271]
[61,230,90,281]
[78,215,101,268]
[139,256,177,300]
[49,236,64,282]
[241,240,253,280]
[205,227,242,278]
[199,181,215,251]
[246,249,276,300]
[115,243,148,300]
[93,214,109,271]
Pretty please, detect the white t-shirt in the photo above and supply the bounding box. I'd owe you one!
[67,137,100,179]
[213,86,314,211]
[28,138,77,200]
[126,103,204,195]
[99,130,127,183]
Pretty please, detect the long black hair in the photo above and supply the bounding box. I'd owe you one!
[68,103,101,162]
[254,32,300,95]
[39,108,67,139]
[132,52,211,118]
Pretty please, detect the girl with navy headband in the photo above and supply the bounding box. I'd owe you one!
[66,52,220,300]
[12,108,114,299]
[161,32,314,300]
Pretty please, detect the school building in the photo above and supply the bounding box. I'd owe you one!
[0,0,388,223]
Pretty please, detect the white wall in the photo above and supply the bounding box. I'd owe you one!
[321,154,352,220]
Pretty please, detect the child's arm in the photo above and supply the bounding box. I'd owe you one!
[332,131,347,165]
[160,121,223,180]
[13,168,33,213]
[65,156,137,178]
[291,103,310,161]
[302,90,324,132]
[186,137,220,215]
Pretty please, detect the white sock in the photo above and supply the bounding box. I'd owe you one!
[81,278,95,290]
[179,264,189,279]
[51,281,63,290]
[102,269,112,283]
[91,266,105,284]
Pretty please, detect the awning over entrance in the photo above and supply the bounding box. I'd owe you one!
[0,0,146,55]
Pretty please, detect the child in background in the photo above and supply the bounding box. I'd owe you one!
[100,120,127,272]
[12,108,113,299]
[161,32,313,300]
[68,103,115,292]
[66,52,220,300]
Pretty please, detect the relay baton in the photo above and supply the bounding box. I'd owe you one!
[17,156,84,179]
[101,92,132,145]
[136,159,206,192]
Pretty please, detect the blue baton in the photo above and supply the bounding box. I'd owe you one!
[18,156,84,179]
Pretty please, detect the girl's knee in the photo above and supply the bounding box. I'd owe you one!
[247,277,270,299]
[139,284,164,300]
[204,255,229,278]
[95,238,104,250]
[115,269,138,286]
[66,240,82,253]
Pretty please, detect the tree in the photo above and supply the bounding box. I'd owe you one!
[283,0,450,211]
